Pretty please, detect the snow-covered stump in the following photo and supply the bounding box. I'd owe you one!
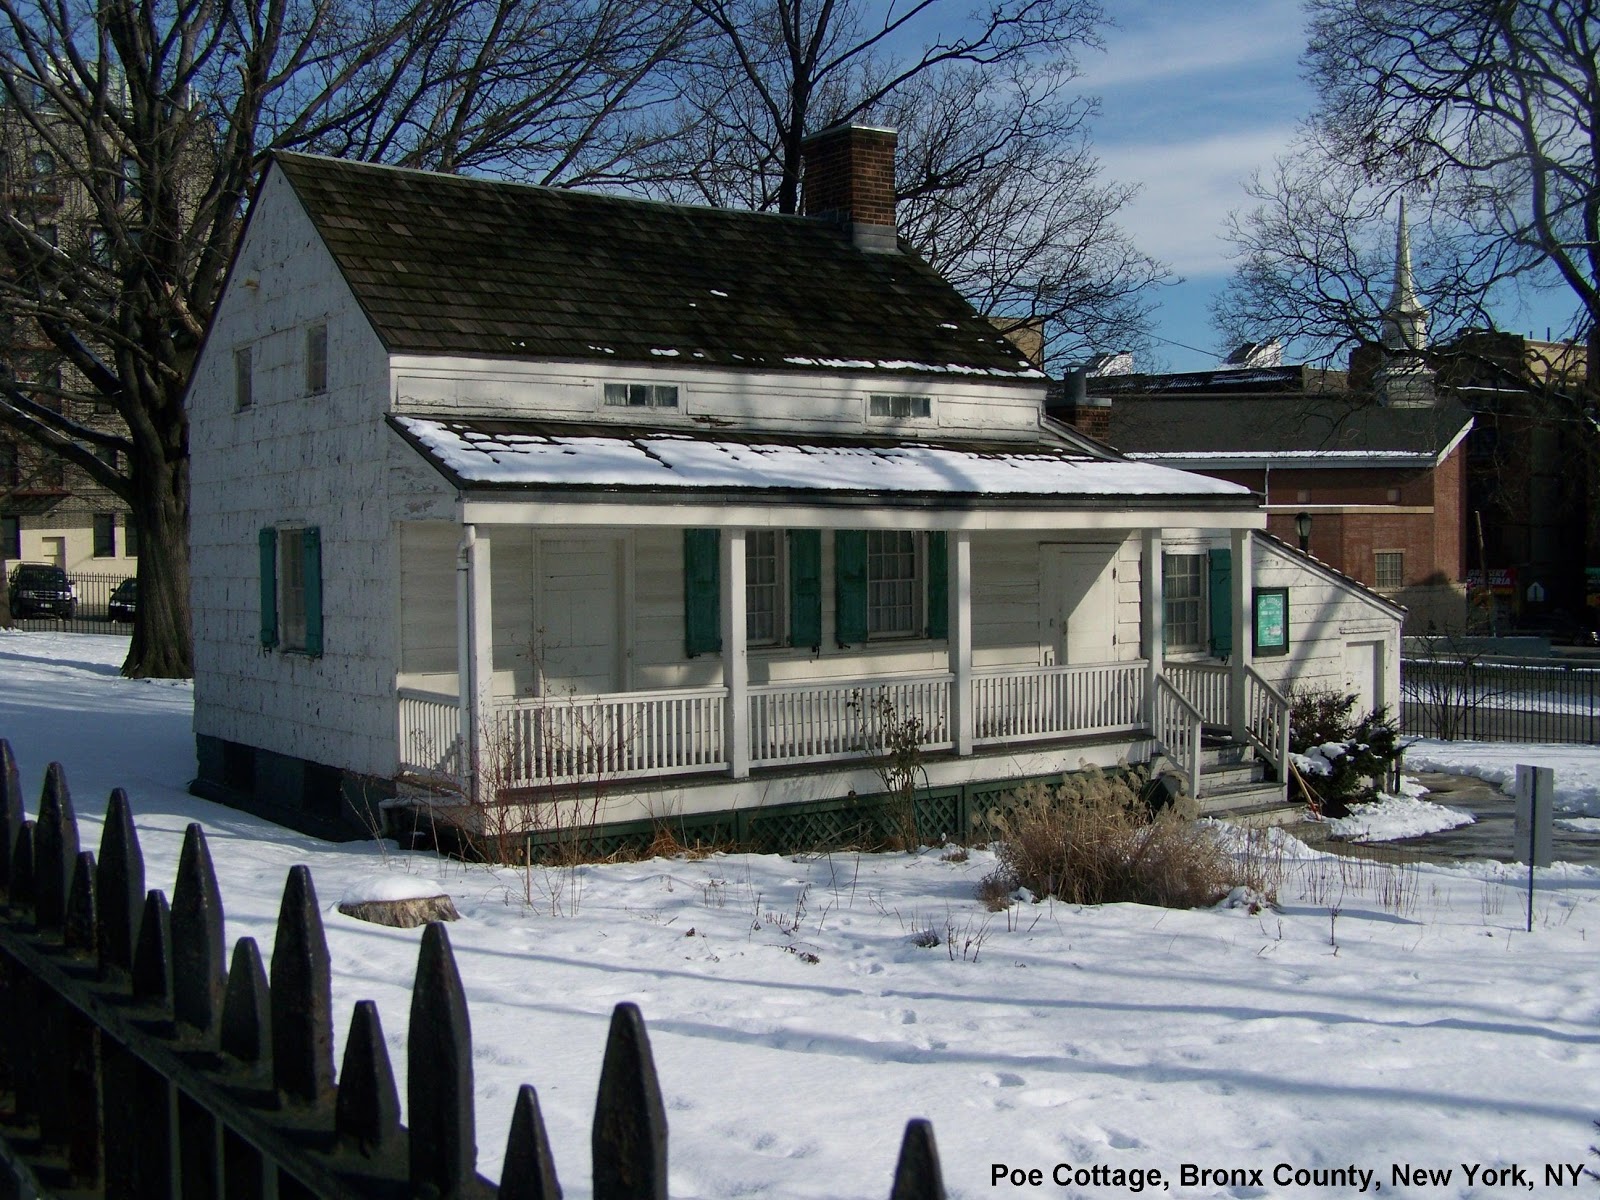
[337,875,460,928]
[0,738,952,1199]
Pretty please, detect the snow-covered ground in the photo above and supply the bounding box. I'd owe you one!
[1,631,1597,1199]
[1407,737,1600,817]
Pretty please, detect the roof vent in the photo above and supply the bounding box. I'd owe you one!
[1224,339,1282,368]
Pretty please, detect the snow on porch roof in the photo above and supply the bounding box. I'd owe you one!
[391,416,1255,505]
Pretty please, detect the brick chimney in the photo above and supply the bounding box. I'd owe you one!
[800,124,898,252]
[1049,370,1113,441]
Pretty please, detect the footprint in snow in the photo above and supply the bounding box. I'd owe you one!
[978,1071,1025,1088]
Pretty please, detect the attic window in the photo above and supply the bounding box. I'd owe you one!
[869,394,932,420]
[604,382,678,409]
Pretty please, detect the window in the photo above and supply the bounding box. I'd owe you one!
[36,223,57,247]
[235,346,253,410]
[868,530,921,637]
[746,530,783,645]
[259,526,323,654]
[124,518,138,557]
[39,454,64,489]
[29,151,54,195]
[93,513,116,557]
[0,441,16,488]
[1374,551,1404,590]
[868,394,932,420]
[87,228,112,267]
[117,157,141,202]
[305,323,328,394]
[1163,553,1205,651]
[604,382,678,408]
[0,516,19,560]
[95,444,118,469]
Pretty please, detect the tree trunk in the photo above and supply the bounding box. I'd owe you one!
[121,380,191,679]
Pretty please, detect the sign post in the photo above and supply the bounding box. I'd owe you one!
[1514,764,1553,932]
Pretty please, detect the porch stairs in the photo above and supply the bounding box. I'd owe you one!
[1190,734,1298,822]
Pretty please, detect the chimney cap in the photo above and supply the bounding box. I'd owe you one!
[800,122,898,146]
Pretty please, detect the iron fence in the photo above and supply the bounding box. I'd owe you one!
[0,739,948,1198]
[1400,656,1600,744]
[4,571,132,635]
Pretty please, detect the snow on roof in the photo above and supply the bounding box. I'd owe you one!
[393,417,1253,500]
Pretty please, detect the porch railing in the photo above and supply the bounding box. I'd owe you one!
[749,675,953,767]
[494,687,727,789]
[1152,677,1205,798]
[1163,661,1230,727]
[398,688,462,782]
[971,662,1145,746]
[1242,667,1291,779]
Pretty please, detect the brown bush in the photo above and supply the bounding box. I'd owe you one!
[980,774,1236,909]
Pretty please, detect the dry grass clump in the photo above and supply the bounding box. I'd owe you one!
[979,772,1236,909]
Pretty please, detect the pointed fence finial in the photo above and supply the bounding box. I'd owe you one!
[171,823,227,1038]
[499,1085,563,1200]
[0,739,23,894]
[889,1119,946,1200]
[34,762,80,932]
[96,788,145,975]
[270,865,334,1106]
[132,889,174,1011]
[221,937,273,1070]
[65,850,97,953]
[335,1000,401,1155]
[409,922,477,1195]
[592,1002,667,1200]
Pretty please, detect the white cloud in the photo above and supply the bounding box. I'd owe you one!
[1099,127,1302,276]
[1081,1,1307,92]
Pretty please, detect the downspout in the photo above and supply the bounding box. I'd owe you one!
[456,523,475,798]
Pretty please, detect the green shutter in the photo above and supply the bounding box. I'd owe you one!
[835,530,868,646]
[925,531,948,639]
[258,527,278,648]
[788,530,822,649]
[683,529,721,657]
[303,527,323,658]
[1208,547,1233,658]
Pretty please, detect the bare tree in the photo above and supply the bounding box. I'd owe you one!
[1218,0,1598,390]
[643,0,1166,367]
[0,0,691,678]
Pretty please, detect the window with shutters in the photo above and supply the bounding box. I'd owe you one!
[260,526,323,655]
[868,530,922,637]
[1162,553,1205,651]
[746,530,784,646]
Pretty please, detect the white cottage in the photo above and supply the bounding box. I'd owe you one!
[187,127,1402,842]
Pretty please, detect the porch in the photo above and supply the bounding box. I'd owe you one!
[399,655,1290,809]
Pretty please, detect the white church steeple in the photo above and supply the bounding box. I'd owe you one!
[1375,196,1435,406]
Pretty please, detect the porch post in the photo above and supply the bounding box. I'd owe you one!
[459,525,495,800]
[1229,527,1254,741]
[720,528,750,779]
[948,530,973,756]
[1142,529,1164,722]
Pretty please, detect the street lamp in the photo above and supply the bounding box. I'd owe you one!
[1294,511,1312,554]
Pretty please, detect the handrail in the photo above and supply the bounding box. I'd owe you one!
[1243,665,1291,779]
[1152,676,1205,799]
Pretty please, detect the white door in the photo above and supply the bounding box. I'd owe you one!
[1343,639,1385,718]
[42,537,66,570]
[1044,546,1118,665]
[535,536,620,695]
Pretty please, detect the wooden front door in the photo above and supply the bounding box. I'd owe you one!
[536,536,621,696]
[1043,545,1118,665]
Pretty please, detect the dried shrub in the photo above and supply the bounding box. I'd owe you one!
[979,773,1236,909]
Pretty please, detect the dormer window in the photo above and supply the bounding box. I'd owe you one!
[869,393,931,419]
[604,382,678,408]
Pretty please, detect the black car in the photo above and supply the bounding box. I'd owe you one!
[8,563,77,619]
[108,577,137,623]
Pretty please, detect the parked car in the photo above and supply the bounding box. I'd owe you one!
[7,563,77,619]
[108,577,137,623]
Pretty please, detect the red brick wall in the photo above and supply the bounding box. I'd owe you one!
[800,126,897,228]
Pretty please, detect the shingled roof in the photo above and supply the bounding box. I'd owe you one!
[1099,394,1474,463]
[270,153,1038,379]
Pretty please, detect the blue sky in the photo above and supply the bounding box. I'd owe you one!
[1079,1,1577,372]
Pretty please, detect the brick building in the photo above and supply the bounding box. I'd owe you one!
[1,89,137,578]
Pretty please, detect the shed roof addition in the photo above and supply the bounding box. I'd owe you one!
[271,153,1038,380]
